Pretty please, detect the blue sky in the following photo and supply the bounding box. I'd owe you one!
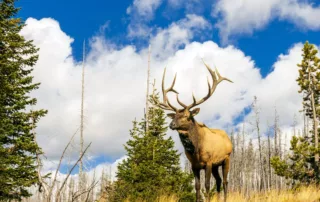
[17,0,320,77]
[16,0,320,174]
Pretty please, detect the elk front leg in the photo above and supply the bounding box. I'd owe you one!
[205,165,212,202]
[192,168,201,202]
[222,157,230,202]
[212,166,221,201]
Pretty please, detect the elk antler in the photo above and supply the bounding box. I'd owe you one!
[181,59,233,110]
[153,60,233,111]
[152,68,178,112]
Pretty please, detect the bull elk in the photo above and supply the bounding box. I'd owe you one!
[152,60,233,202]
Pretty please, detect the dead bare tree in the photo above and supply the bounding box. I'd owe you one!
[79,40,86,202]
[267,121,272,191]
[71,176,98,202]
[251,96,265,191]
[241,118,246,194]
[145,44,151,132]
[33,124,95,202]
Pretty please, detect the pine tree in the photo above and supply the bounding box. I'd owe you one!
[296,41,320,172]
[271,135,317,186]
[0,0,47,200]
[271,41,320,185]
[112,94,194,202]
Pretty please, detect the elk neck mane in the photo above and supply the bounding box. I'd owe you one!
[177,119,207,155]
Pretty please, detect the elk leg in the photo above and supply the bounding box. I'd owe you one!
[212,166,221,200]
[222,157,230,202]
[205,165,212,202]
[192,168,201,202]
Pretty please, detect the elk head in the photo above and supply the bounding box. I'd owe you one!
[152,60,233,131]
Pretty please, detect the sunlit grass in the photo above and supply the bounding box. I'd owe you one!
[123,195,179,202]
[211,186,320,202]
[127,186,320,202]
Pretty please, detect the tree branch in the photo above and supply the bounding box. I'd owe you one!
[56,142,92,198]
[52,128,80,189]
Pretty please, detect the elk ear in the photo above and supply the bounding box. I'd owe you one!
[167,113,176,119]
[190,108,200,117]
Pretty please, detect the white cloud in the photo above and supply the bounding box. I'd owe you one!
[126,0,164,38]
[150,14,211,59]
[125,0,210,39]
[167,0,206,14]
[127,22,152,38]
[279,1,320,30]
[21,16,308,174]
[127,0,163,19]
[213,0,320,42]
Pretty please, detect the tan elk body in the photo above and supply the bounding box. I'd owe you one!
[152,60,233,202]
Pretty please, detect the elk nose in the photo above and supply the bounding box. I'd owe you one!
[169,122,176,129]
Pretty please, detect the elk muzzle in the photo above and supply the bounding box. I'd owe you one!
[169,122,177,130]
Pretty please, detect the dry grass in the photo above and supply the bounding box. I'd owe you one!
[210,187,319,202]
[218,186,320,202]
[123,195,179,202]
[156,195,180,202]
[134,186,320,202]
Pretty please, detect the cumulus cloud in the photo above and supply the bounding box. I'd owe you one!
[150,14,211,59]
[126,0,163,38]
[213,0,320,42]
[21,15,308,175]
[127,0,163,19]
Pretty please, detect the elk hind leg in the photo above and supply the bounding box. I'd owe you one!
[222,156,230,202]
[212,166,221,200]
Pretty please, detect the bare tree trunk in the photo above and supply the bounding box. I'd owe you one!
[303,110,307,137]
[267,121,272,191]
[274,108,279,190]
[235,132,241,192]
[274,108,279,156]
[68,178,75,202]
[310,80,319,172]
[278,130,282,159]
[241,121,246,194]
[79,40,86,201]
[252,96,264,191]
[145,45,151,132]
[230,129,235,192]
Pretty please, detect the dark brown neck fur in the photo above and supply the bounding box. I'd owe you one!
[178,120,201,155]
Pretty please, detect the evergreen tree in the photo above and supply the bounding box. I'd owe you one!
[113,94,194,202]
[271,41,320,185]
[271,135,317,186]
[296,41,320,171]
[296,41,320,120]
[0,0,47,200]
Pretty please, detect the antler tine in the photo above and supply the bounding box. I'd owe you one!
[214,67,233,83]
[152,81,169,110]
[208,66,233,95]
[176,94,187,108]
[186,59,233,110]
[192,92,196,104]
[151,67,178,112]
